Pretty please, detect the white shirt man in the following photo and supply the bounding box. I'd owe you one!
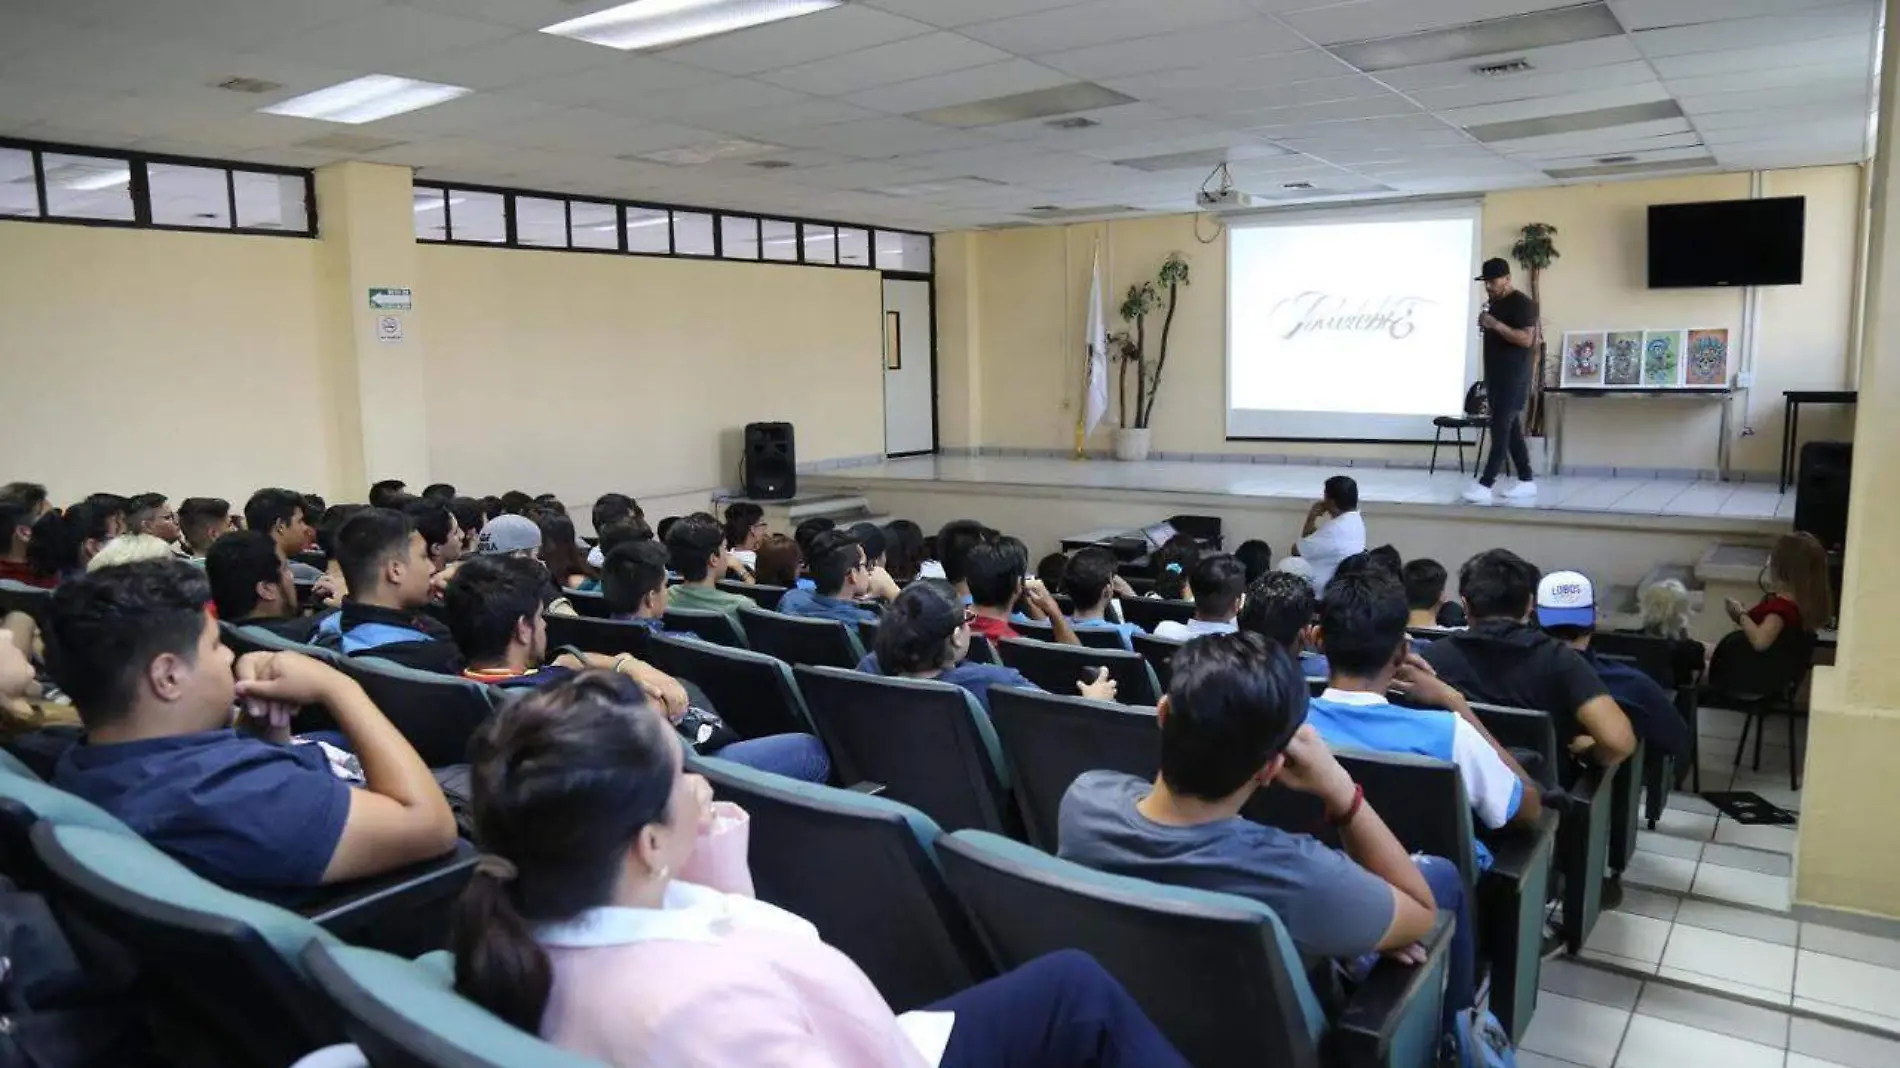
[1296,476,1366,592]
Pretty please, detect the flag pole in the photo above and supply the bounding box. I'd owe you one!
[1074,233,1088,459]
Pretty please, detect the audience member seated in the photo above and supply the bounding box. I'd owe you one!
[1057,633,1471,1018]
[1035,551,1068,590]
[477,513,542,558]
[207,530,318,641]
[586,492,643,568]
[1150,537,1199,601]
[931,518,993,593]
[664,514,756,621]
[1237,571,1330,678]
[403,498,464,577]
[1724,531,1832,651]
[1294,475,1367,591]
[850,522,889,572]
[46,561,456,896]
[2,632,77,735]
[452,554,829,783]
[1307,572,1543,870]
[1403,558,1460,631]
[536,512,593,592]
[1153,553,1247,641]
[246,488,322,581]
[0,482,53,587]
[312,503,366,605]
[421,483,455,505]
[776,529,889,623]
[126,493,181,550]
[367,480,406,508]
[86,533,179,572]
[28,499,122,583]
[723,502,766,576]
[1633,579,1692,642]
[1537,572,1690,761]
[177,496,234,561]
[753,533,802,589]
[883,519,927,583]
[448,497,486,556]
[448,672,1188,1067]
[791,518,835,586]
[859,579,1115,709]
[501,490,535,516]
[600,540,672,630]
[1235,538,1274,584]
[313,508,464,672]
[1061,547,1143,648]
[1419,550,1635,782]
[1273,554,1317,592]
[966,535,1084,646]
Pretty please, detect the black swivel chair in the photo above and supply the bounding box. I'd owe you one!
[641,632,818,741]
[995,637,1161,707]
[987,687,1158,851]
[739,606,866,669]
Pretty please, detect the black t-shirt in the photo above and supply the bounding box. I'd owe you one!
[1483,290,1538,368]
[1419,619,1607,778]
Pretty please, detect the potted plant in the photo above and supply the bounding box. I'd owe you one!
[1511,222,1558,436]
[1111,252,1191,461]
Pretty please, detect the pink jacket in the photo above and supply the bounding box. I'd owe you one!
[536,803,954,1068]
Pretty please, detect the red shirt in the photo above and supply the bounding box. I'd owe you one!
[0,559,54,589]
[967,613,1019,643]
[1747,595,1803,632]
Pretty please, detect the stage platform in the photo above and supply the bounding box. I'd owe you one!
[801,456,1793,592]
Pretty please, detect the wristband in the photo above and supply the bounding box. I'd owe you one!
[611,653,634,674]
[1325,783,1365,828]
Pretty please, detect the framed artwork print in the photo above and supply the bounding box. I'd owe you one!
[1641,330,1684,386]
[1561,332,1606,386]
[1685,328,1730,386]
[1604,331,1643,386]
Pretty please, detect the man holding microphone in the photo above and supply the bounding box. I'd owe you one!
[1464,257,1542,504]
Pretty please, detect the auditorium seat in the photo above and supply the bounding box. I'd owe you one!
[221,621,340,660]
[695,756,993,1010]
[332,656,499,768]
[1130,632,1184,692]
[542,613,652,659]
[738,605,865,669]
[559,588,612,618]
[661,606,749,648]
[304,941,604,1068]
[717,578,787,611]
[1117,597,1195,632]
[793,665,1014,834]
[1592,631,1696,815]
[642,632,817,742]
[937,830,1452,1068]
[0,578,51,622]
[987,686,1158,851]
[0,756,134,888]
[996,637,1161,707]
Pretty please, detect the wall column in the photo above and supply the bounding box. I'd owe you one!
[313,161,429,499]
[1793,0,1900,918]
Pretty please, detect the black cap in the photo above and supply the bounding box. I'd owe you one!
[1476,257,1511,281]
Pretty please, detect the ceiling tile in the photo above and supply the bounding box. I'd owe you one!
[840,59,1073,114]
[772,116,992,155]
[1440,82,1673,127]
[1035,18,1308,78]
[0,28,240,95]
[616,78,813,123]
[358,93,563,138]
[251,5,519,69]
[959,0,1260,54]
[1374,36,1644,93]
[1677,82,1870,116]
[1646,34,1874,78]
[1608,0,1864,31]
[1408,62,1660,111]
[703,98,889,137]
[399,33,627,91]
[51,0,382,53]
[656,4,935,75]
[754,32,1014,96]
[1690,100,1870,131]
[1160,73,1396,118]
[1100,51,1357,97]
[1663,63,1870,98]
[508,59,727,110]
[1633,3,1878,57]
[1277,0,1589,46]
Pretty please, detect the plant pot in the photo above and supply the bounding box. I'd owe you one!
[1111,427,1153,462]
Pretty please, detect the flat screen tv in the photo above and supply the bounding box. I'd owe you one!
[1648,196,1805,288]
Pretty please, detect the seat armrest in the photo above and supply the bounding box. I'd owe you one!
[301,840,478,939]
[1484,811,1561,880]
[1334,911,1455,1068]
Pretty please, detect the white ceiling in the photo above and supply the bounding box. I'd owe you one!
[0,0,1881,231]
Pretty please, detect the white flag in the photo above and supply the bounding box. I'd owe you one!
[1081,240,1110,443]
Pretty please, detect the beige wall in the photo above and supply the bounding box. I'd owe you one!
[939,165,1864,475]
[0,221,343,504]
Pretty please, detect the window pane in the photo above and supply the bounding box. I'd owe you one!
[570,201,617,249]
[876,230,932,272]
[515,195,566,247]
[234,171,308,232]
[761,218,797,262]
[627,207,670,253]
[41,152,133,220]
[448,190,505,243]
[673,210,713,255]
[837,226,869,267]
[720,215,758,260]
[148,163,231,228]
[801,224,835,265]
[414,187,448,239]
[0,148,38,217]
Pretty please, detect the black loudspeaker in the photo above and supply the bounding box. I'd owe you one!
[743,422,797,500]
[1794,440,1851,552]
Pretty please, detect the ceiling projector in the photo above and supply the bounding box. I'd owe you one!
[1195,187,1255,211]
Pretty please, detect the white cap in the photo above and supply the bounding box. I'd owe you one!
[1535,570,1596,628]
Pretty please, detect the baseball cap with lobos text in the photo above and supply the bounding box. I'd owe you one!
[1535,571,1596,628]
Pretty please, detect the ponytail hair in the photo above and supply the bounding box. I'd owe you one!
[1153,537,1200,601]
[450,671,679,1032]
[874,579,963,675]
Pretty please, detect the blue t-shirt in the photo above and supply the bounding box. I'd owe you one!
[1305,689,1525,871]
[54,729,352,893]
[1070,616,1142,649]
[1300,650,1330,678]
[776,588,878,624]
[856,652,1040,712]
[1057,770,1396,960]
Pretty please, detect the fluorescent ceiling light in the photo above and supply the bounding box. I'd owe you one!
[541,0,840,52]
[262,74,472,124]
[414,196,465,213]
[911,83,1136,129]
[1466,100,1684,143]
[64,168,131,191]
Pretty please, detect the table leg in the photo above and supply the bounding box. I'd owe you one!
[1789,402,1801,493]
[1718,394,1731,481]
[1780,398,1792,492]
[1553,394,1566,475]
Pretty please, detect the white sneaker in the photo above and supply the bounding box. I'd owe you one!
[1503,480,1539,500]
[1461,482,1495,504]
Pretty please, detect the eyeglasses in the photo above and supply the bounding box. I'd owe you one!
[962,608,977,624]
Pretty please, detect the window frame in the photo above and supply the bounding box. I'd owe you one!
[0,136,315,238]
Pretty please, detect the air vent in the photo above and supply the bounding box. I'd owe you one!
[215,76,284,94]
[295,133,406,154]
[1113,148,1237,173]
[911,82,1135,128]
[1545,156,1716,180]
[1472,58,1533,77]
[1596,154,1638,164]
[1332,3,1621,72]
[747,159,795,169]
[1465,100,1684,143]
[1282,181,1315,189]
[1018,204,1139,221]
[1046,116,1100,130]
[868,176,1007,197]
[623,138,780,165]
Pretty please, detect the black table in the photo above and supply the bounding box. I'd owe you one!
[1780,390,1858,492]
[1547,386,1737,479]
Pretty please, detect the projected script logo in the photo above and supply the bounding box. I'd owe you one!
[1270,292,1432,342]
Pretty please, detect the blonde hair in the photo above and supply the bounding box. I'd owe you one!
[86,534,176,572]
[1770,531,1833,631]
[1637,579,1691,639]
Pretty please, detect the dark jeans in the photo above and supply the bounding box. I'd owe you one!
[1481,358,1535,486]
[714,733,831,783]
[1415,855,1476,1025]
[935,950,1190,1068]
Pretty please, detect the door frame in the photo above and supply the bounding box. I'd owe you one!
[881,265,938,457]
